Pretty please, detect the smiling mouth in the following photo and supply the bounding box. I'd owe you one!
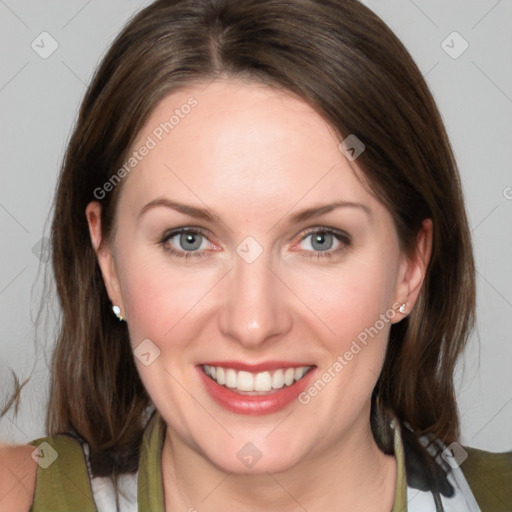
[201,364,314,395]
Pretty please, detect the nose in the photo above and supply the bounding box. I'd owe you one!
[217,247,293,350]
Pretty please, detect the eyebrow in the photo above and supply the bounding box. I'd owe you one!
[289,201,371,223]
[138,198,372,224]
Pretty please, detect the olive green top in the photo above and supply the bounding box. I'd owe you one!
[28,411,512,511]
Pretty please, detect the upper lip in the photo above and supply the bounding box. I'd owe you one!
[199,361,315,372]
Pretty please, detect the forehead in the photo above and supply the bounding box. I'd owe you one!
[120,79,377,218]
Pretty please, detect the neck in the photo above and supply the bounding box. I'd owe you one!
[161,412,397,512]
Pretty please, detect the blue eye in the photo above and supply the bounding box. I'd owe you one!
[175,231,204,251]
[297,229,351,259]
[159,227,351,260]
[160,229,210,259]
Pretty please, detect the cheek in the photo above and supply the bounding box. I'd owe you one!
[121,267,194,346]
[117,248,221,355]
[117,253,208,412]
[300,253,398,352]
[296,258,399,409]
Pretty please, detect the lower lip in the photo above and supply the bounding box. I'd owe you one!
[197,366,316,415]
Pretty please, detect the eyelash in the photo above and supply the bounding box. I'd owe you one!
[159,227,351,260]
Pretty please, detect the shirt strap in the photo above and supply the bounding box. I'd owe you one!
[137,410,166,511]
[391,419,409,511]
[28,433,97,511]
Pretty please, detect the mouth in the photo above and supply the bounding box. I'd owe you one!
[197,362,316,415]
[201,364,313,395]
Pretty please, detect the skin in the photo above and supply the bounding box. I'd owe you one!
[0,445,37,511]
[86,78,432,512]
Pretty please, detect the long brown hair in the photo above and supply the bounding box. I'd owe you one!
[14,0,477,502]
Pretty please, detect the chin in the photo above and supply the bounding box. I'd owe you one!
[212,450,302,476]
[199,434,307,475]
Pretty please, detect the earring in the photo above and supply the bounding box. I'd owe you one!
[112,305,125,322]
[399,303,406,314]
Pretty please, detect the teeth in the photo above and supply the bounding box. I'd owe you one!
[271,369,285,389]
[225,368,237,388]
[254,371,272,392]
[203,364,312,393]
[238,371,255,391]
[216,366,225,385]
[284,368,295,386]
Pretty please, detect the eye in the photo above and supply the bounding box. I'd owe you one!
[159,226,351,261]
[296,228,351,259]
[159,228,213,259]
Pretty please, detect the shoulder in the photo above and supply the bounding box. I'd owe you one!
[0,443,38,512]
[24,433,97,512]
[460,445,512,511]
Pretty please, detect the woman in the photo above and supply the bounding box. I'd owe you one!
[1,0,510,511]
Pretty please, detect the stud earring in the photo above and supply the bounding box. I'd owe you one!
[399,303,406,314]
[112,305,125,322]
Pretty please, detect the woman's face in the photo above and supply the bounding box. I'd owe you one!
[87,78,430,474]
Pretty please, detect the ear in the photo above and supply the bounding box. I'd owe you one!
[392,218,433,322]
[85,201,125,317]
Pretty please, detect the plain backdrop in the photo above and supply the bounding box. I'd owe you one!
[1,0,511,452]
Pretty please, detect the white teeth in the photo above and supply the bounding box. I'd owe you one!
[225,368,237,388]
[202,364,312,393]
[284,368,295,386]
[254,371,272,392]
[216,367,225,385]
[271,369,285,389]
[237,371,254,391]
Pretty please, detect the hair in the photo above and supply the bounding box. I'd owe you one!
[5,0,476,508]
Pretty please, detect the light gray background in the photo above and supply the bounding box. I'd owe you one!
[1,0,511,452]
